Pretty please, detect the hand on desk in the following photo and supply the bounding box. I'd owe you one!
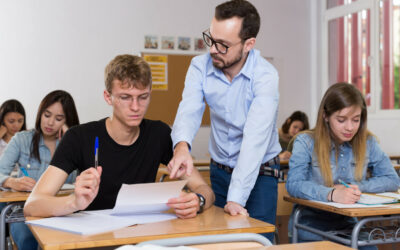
[332,184,361,204]
[3,176,36,191]
[224,201,249,216]
[167,191,199,219]
[73,167,102,211]
[168,141,194,179]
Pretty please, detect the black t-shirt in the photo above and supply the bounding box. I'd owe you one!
[51,118,173,210]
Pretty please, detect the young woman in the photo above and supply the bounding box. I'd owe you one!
[286,83,399,250]
[0,90,79,250]
[0,99,26,156]
[278,111,309,160]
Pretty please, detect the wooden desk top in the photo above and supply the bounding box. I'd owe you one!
[284,195,400,217]
[0,189,72,203]
[28,206,275,250]
[244,241,353,250]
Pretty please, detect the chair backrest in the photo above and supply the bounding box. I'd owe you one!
[136,233,272,247]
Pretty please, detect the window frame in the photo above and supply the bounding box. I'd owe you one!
[321,0,400,118]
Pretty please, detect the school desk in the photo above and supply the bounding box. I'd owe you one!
[284,195,400,249]
[195,241,353,250]
[0,189,72,250]
[27,206,275,250]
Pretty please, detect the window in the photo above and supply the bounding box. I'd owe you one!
[323,0,400,113]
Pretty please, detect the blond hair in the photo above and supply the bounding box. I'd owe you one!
[105,55,152,93]
[313,83,370,186]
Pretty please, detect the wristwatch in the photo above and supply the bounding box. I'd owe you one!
[195,193,206,214]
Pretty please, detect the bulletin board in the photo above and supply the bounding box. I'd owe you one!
[142,53,210,126]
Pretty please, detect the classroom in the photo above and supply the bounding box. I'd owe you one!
[1,0,400,249]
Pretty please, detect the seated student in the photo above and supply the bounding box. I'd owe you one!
[286,83,400,250]
[24,54,215,220]
[0,99,26,156]
[0,90,79,250]
[278,111,309,161]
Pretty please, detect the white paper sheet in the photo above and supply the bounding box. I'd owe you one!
[376,192,400,199]
[357,193,398,205]
[312,200,389,208]
[26,181,186,235]
[112,180,187,215]
[26,212,134,235]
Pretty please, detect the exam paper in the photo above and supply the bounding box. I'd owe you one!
[26,181,186,235]
[111,180,187,215]
[313,200,388,208]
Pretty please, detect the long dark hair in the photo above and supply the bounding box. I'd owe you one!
[0,99,26,131]
[281,111,309,134]
[31,90,80,162]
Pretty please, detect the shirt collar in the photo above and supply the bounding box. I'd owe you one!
[206,49,257,81]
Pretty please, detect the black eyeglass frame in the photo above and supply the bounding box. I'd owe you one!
[202,29,243,54]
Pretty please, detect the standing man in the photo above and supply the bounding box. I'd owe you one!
[169,0,281,241]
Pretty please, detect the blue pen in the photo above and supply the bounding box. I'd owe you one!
[94,137,99,169]
[338,179,350,188]
[20,167,29,177]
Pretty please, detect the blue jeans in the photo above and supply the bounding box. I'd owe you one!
[289,206,377,250]
[210,162,278,242]
[10,222,37,250]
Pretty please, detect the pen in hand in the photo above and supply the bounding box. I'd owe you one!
[94,137,99,169]
[20,167,29,177]
[338,179,350,188]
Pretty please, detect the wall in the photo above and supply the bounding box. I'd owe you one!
[0,0,313,159]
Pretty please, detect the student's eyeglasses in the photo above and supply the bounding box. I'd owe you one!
[202,29,243,54]
[111,94,150,107]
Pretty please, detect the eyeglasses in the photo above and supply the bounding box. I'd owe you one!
[202,29,242,54]
[111,93,150,107]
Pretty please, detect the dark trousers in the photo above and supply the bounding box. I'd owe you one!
[210,162,278,242]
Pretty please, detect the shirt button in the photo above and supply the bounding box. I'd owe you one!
[342,168,345,170]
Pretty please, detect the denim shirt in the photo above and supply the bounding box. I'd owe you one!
[286,133,400,202]
[0,130,76,185]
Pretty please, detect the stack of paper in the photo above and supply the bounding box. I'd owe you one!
[357,193,399,205]
[26,180,187,235]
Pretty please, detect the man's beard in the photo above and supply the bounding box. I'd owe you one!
[211,50,243,70]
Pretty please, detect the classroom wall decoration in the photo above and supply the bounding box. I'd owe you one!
[143,54,168,90]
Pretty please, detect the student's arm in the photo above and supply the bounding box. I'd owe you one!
[24,166,102,217]
[0,133,36,191]
[286,134,333,202]
[357,137,400,193]
[169,57,207,178]
[167,167,215,219]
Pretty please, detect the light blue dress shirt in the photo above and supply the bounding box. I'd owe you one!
[0,130,76,185]
[286,133,400,202]
[172,49,281,206]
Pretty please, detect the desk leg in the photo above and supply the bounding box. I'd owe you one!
[0,204,15,250]
[292,206,303,243]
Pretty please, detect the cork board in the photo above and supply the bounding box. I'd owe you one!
[143,53,210,126]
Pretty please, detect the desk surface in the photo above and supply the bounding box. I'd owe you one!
[247,241,353,250]
[28,206,275,250]
[284,195,400,217]
[0,189,72,203]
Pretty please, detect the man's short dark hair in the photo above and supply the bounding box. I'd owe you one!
[215,0,260,41]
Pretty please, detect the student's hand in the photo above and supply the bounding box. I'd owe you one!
[57,124,69,139]
[167,142,194,179]
[279,151,292,161]
[331,184,361,204]
[3,177,36,191]
[224,201,249,216]
[73,167,102,211]
[0,125,7,139]
[167,191,199,219]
